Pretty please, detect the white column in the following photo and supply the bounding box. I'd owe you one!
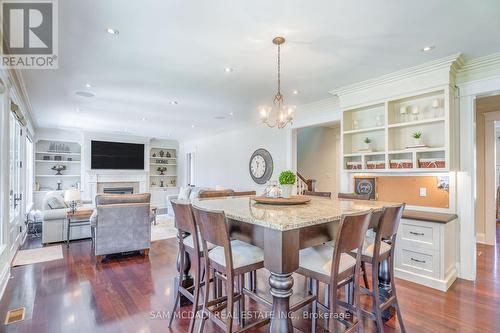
[457,94,476,280]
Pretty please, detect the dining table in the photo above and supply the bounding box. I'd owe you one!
[190,195,400,333]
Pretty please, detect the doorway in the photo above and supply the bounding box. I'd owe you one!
[296,122,341,195]
[475,94,500,246]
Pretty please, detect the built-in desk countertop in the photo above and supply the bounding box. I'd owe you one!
[402,210,458,223]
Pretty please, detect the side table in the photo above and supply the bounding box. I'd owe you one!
[66,209,94,247]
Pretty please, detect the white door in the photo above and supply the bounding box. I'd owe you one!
[9,113,22,247]
[186,152,196,186]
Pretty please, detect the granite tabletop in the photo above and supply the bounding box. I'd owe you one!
[192,196,400,231]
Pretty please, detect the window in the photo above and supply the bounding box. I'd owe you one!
[25,135,33,212]
[186,152,196,186]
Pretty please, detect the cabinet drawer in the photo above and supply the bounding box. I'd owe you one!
[399,219,439,251]
[397,248,438,278]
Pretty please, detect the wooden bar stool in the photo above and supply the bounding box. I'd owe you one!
[192,205,270,333]
[168,200,216,333]
[304,190,332,198]
[357,204,406,333]
[295,210,373,333]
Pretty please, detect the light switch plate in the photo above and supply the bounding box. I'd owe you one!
[419,187,427,197]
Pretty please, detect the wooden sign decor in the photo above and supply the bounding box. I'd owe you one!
[354,177,376,200]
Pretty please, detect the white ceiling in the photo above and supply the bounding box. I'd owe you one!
[22,0,500,141]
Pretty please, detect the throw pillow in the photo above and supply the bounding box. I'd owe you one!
[47,195,67,209]
[178,187,191,200]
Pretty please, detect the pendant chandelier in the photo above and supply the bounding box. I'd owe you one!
[258,36,295,129]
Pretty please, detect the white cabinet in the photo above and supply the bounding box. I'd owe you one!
[150,187,178,212]
[394,217,458,291]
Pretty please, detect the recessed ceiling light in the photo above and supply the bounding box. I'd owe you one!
[171,101,178,105]
[75,91,94,98]
[229,112,234,116]
[191,124,195,128]
[76,108,81,113]
[85,83,92,88]
[141,117,147,121]
[292,90,299,95]
[106,28,119,35]
[421,45,435,52]
[224,67,234,73]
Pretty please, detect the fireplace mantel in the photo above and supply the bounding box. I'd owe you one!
[87,170,148,202]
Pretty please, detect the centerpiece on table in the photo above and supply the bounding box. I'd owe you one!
[279,170,296,198]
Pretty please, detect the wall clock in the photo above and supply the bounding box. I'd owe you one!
[249,148,273,184]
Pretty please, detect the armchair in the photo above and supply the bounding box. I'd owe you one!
[91,193,152,262]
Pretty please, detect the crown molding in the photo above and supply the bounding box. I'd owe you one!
[297,97,340,114]
[329,53,463,97]
[456,52,500,83]
[0,67,36,131]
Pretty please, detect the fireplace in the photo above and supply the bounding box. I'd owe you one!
[103,187,134,194]
[96,182,140,195]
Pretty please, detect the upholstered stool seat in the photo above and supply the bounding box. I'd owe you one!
[325,234,391,258]
[209,240,264,269]
[299,245,356,279]
[184,234,217,251]
[357,238,391,258]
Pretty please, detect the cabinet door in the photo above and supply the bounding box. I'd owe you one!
[150,189,166,208]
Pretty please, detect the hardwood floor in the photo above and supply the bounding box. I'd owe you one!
[0,228,499,333]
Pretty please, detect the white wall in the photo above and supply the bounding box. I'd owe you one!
[297,125,340,195]
[179,124,288,192]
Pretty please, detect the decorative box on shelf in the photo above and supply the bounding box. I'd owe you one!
[390,159,413,169]
[346,162,362,170]
[418,158,445,168]
[366,161,385,169]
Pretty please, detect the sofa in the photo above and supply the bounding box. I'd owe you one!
[166,187,211,216]
[41,191,92,244]
[91,193,152,261]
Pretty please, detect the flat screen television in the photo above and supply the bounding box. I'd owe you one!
[91,140,145,170]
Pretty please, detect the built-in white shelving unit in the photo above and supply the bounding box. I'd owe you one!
[149,147,177,188]
[35,140,82,192]
[342,88,451,173]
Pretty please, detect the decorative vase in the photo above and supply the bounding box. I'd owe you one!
[413,137,423,146]
[364,142,372,151]
[281,184,293,198]
[51,164,66,175]
[399,106,408,122]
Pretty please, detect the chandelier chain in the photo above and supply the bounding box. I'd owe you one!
[277,43,281,96]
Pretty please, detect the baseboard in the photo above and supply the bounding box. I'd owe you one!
[395,267,458,292]
[0,260,10,302]
[476,233,486,244]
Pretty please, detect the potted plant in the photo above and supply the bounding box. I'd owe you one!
[279,170,296,198]
[412,131,423,146]
[363,137,372,150]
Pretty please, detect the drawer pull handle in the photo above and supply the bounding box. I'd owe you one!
[409,231,424,236]
[410,257,426,263]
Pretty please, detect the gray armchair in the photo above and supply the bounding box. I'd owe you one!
[91,193,151,261]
